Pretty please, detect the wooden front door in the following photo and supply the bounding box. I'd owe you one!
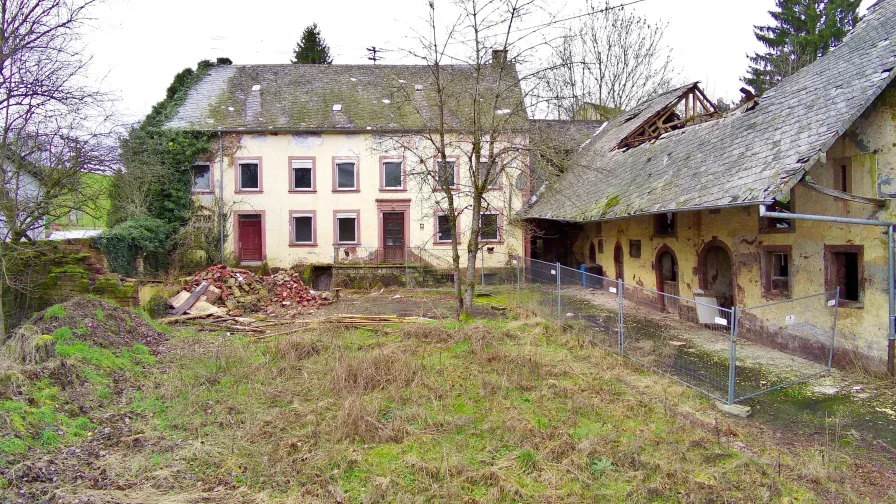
[382,212,405,263]
[238,215,263,262]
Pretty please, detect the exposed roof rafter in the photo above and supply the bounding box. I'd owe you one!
[615,83,719,151]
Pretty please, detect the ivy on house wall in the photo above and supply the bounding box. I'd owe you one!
[105,60,219,275]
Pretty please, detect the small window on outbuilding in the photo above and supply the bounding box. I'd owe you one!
[629,240,641,259]
[597,238,604,255]
[825,245,863,306]
[654,213,676,236]
[761,246,791,297]
[588,242,596,264]
[834,158,852,193]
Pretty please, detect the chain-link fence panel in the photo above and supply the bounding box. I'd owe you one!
[557,265,621,352]
[620,282,734,403]
[733,290,838,402]
[517,258,560,321]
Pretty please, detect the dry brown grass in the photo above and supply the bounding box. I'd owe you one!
[3,325,55,366]
[399,323,454,343]
[331,394,407,443]
[273,336,323,362]
[330,347,419,395]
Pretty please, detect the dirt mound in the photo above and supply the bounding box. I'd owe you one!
[9,297,166,360]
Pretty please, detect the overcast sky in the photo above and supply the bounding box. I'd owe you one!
[83,0,874,123]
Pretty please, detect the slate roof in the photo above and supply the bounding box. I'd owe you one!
[523,0,896,222]
[166,64,528,131]
[529,119,606,145]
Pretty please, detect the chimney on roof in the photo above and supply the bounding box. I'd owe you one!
[216,57,233,65]
[492,49,508,66]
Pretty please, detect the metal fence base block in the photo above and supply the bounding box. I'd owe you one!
[714,401,752,418]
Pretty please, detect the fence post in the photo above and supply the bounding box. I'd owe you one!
[405,248,410,289]
[829,286,840,370]
[727,307,738,405]
[516,255,521,307]
[556,262,561,322]
[481,249,486,292]
[617,278,624,354]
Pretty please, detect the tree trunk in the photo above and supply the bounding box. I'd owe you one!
[0,282,6,343]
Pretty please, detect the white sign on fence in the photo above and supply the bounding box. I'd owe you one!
[785,314,796,325]
[609,287,617,294]
[550,270,556,275]
[714,317,728,326]
[827,299,836,307]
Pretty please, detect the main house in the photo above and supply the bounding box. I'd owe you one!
[522,0,896,370]
[165,53,528,271]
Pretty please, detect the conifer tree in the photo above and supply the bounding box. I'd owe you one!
[743,0,860,95]
[292,23,333,64]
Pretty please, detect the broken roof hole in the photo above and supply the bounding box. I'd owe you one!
[350,77,357,81]
[495,109,511,115]
[414,84,424,91]
[251,84,261,91]
[398,79,406,83]
[332,104,343,111]
[227,106,234,111]
[382,99,391,104]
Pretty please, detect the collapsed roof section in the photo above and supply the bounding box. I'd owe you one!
[522,0,896,223]
[615,83,720,151]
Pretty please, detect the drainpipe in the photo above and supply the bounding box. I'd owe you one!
[759,205,896,375]
[218,132,225,263]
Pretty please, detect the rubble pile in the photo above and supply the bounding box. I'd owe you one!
[266,270,334,307]
[171,265,332,317]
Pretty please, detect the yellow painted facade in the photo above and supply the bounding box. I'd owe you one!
[204,132,525,268]
[570,85,896,366]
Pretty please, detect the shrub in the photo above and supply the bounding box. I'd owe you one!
[143,293,168,320]
[96,217,172,276]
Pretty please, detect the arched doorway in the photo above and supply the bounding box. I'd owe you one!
[655,247,679,313]
[613,241,624,282]
[699,240,735,309]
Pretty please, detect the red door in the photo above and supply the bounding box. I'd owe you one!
[238,215,263,262]
[382,212,405,263]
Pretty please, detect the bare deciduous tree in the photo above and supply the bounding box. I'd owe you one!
[377,0,540,317]
[0,0,113,339]
[533,0,675,119]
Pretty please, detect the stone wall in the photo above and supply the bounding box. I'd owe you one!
[2,239,139,333]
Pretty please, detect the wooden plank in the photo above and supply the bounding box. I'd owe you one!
[170,280,210,316]
[157,313,211,324]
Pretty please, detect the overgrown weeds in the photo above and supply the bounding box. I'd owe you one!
[5,304,896,502]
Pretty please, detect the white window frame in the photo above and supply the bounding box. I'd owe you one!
[291,213,315,245]
[291,159,314,192]
[436,159,457,189]
[479,212,501,242]
[191,163,212,192]
[334,160,358,191]
[382,160,404,190]
[335,212,359,244]
[238,160,261,192]
[477,158,501,189]
[435,213,453,243]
